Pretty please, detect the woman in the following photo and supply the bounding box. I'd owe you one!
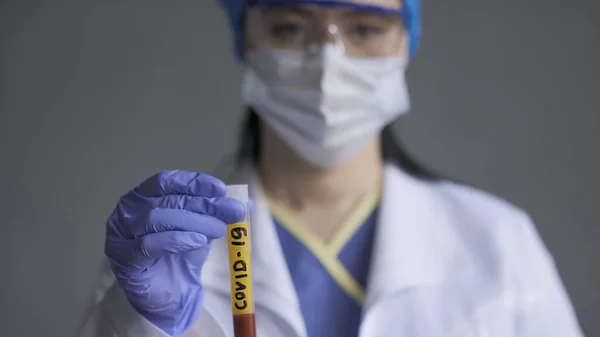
[78,0,584,336]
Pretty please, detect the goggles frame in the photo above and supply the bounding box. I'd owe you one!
[247,0,406,17]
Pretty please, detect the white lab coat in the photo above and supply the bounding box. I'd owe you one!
[77,164,584,337]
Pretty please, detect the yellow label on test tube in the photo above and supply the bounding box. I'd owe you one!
[226,185,254,315]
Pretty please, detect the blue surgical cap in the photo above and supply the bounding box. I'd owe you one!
[216,0,422,60]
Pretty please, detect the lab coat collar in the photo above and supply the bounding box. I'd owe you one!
[202,163,460,335]
[364,163,459,311]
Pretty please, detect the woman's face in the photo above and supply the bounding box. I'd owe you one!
[245,0,409,59]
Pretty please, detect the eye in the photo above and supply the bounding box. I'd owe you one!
[269,22,304,41]
[348,24,384,40]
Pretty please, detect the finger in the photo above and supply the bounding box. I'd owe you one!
[134,170,227,198]
[105,231,209,273]
[138,231,209,261]
[157,196,247,224]
[135,208,228,239]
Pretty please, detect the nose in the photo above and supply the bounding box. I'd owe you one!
[307,23,343,52]
[324,24,339,43]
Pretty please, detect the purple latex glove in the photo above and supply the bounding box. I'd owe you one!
[104,171,246,337]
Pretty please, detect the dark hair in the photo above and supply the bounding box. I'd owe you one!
[235,107,443,181]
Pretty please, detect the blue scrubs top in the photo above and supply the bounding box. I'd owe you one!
[266,188,380,337]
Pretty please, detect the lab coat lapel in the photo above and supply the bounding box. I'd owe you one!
[202,166,307,337]
[360,164,460,335]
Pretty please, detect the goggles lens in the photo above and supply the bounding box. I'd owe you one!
[246,0,407,58]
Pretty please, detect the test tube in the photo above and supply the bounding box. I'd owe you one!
[225,185,257,337]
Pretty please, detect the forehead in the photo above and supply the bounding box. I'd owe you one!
[342,0,402,9]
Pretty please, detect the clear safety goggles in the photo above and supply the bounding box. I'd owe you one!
[245,0,407,58]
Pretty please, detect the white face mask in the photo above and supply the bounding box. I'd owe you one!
[242,44,411,168]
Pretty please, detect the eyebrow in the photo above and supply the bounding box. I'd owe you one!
[262,6,315,18]
[263,6,399,21]
[337,10,399,25]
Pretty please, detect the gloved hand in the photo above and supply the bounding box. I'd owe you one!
[104,170,247,337]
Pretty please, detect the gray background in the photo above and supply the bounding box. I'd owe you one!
[0,0,598,336]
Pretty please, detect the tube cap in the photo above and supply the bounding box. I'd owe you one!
[226,184,249,203]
